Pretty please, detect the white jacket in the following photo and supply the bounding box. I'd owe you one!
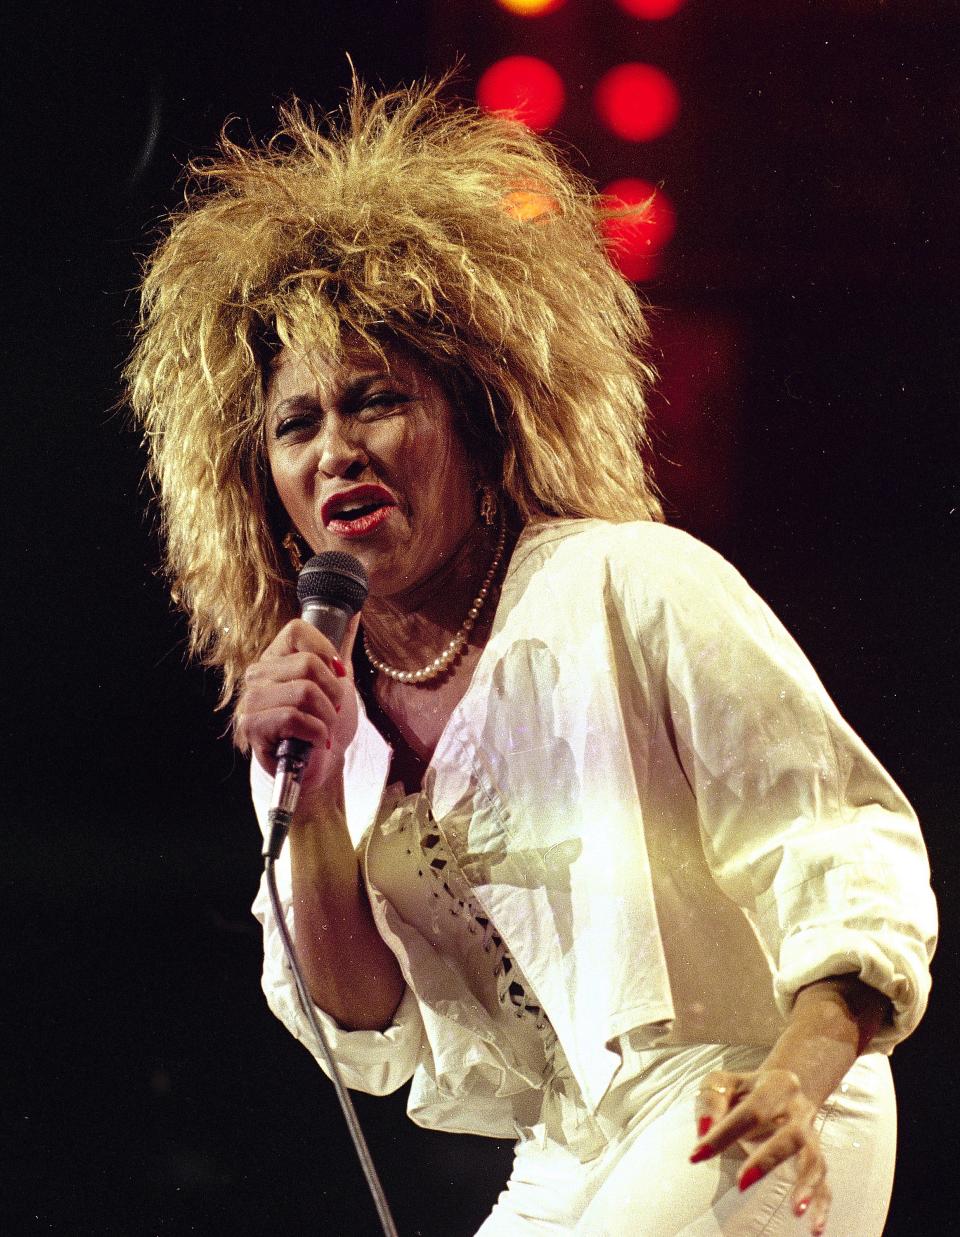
[252,520,936,1137]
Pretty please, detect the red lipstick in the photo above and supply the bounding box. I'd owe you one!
[321,483,397,537]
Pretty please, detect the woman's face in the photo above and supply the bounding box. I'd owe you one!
[265,340,478,598]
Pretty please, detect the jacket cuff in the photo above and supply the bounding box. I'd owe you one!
[774,922,934,1053]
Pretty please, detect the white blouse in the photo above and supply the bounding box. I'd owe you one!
[251,518,937,1138]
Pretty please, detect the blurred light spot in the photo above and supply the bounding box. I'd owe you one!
[601,178,676,282]
[477,56,566,131]
[595,63,680,142]
[503,186,559,221]
[615,0,687,17]
[496,0,566,13]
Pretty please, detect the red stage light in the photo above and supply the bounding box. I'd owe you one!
[601,178,676,282]
[594,63,680,142]
[495,0,566,14]
[477,57,566,132]
[614,0,687,18]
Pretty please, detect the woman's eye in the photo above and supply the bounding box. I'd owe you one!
[358,392,409,417]
[273,414,315,439]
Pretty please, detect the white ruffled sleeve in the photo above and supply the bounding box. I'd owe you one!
[249,716,425,1094]
[621,527,937,1052]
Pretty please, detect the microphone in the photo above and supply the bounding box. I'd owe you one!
[263,551,369,861]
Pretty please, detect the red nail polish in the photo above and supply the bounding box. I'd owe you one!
[689,1144,714,1164]
[739,1165,765,1192]
[332,658,347,678]
[795,1199,810,1217]
[325,738,332,749]
[697,1116,713,1138]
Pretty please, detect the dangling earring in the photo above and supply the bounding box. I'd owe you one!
[282,530,305,574]
[478,483,498,527]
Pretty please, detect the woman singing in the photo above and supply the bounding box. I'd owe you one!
[127,80,936,1234]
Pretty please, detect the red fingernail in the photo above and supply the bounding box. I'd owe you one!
[689,1144,715,1164]
[795,1198,810,1217]
[332,658,347,678]
[697,1116,713,1138]
[334,702,341,713]
[739,1165,766,1192]
[325,738,332,749]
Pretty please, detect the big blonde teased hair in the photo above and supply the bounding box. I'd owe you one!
[127,75,662,705]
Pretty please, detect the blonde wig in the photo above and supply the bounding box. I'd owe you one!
[127,76,662,705]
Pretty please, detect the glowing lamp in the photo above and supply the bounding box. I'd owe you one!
[594,63,680,142]
[477,57,566,132]
[601,178,676,282]
[495,0,566,14]
[614,0,687,17]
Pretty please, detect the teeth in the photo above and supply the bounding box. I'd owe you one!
[335,502,381,520]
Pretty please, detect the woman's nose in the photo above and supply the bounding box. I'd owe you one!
[317,416,367,479]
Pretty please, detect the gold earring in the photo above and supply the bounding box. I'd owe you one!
[282,530,304,573]
[479,484,498,527]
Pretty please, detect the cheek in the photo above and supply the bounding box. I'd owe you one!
[430,440,476,524]
[416,434,453,479]
[268,454,311,528]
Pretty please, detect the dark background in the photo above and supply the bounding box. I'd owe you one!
[3,1,956,1234]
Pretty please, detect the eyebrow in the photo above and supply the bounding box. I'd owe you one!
[270,369,400,422]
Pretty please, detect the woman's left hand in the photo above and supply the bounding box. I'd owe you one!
[690,1066,829,1235]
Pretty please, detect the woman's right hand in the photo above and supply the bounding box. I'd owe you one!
[235,614,360,796]
[239,613,406,1028]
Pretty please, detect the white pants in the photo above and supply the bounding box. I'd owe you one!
[475,1045,896,1236]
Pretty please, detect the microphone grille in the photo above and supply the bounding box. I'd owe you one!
[297,552,369,614]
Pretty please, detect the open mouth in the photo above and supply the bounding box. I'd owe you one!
[332,501,385,521]
[322,485,398,536]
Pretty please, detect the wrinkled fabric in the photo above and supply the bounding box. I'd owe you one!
[475,1048,896,1236]
[251,518,936,1136]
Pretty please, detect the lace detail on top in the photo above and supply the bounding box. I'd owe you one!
[368,784,556,1110]
[417,815,548,1031]
[367,785,618,1158]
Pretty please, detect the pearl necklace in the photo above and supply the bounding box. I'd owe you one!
[362,518,507,685]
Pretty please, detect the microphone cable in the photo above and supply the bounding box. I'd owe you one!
[262,550,399,1237]
[264,856,400,1237]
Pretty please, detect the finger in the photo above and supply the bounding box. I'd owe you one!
[736,1125,807,1192]
[808,1180,831,1236]
[245,651,336,694]
[693,1072,743,1141]
[264,618,342,662]
[791,1141,826,1211]
[244,679,340,732]
[695,1074,810,1158]
[244,705,329,762]
[268,624,351,682]
[692,1097,766,1159]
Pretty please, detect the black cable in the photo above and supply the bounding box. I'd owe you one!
[264,856,400,1237]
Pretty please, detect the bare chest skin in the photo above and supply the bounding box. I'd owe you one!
[356,550,509,793]
[357,534,514,793]
[364,641,485,793]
